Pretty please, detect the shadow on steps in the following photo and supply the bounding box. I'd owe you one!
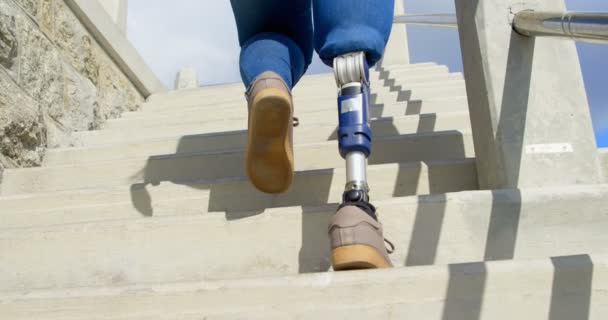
[128,129,470,217]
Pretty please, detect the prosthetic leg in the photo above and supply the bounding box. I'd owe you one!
[334,52,373,211]
[328,52,393,270]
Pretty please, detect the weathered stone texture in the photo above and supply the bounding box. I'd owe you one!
[0,1,19,75]
[0,0,144,170]
[14,0,39,18]
[0,69,46,172]
[95,43,142,124]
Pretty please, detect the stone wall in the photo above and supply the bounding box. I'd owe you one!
[0,0,143,173]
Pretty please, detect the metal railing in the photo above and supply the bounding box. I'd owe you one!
[394,11,608,44]
[393,14,457,28]
[513,11,608,44]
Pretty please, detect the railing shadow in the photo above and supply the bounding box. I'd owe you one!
[128,53,470,275]
[128,127,468,275]
[549,255,594,320]
[437,12,535,319]
[440,254,594,319]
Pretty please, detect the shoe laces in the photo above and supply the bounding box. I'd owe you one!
[384,238,395,254]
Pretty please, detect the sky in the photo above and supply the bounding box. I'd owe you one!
[128,0,608,147]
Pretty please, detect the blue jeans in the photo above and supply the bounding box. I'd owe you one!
[230,0,395,90]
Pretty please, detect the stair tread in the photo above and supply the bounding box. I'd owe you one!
[1,131,475,195]
[47,112,471,165]
[142,62,442,103]
[1,254,605,320]
[0,159,478,228]
[0,185,607,291]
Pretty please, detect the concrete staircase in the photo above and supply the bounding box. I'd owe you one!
[1,62,607,319]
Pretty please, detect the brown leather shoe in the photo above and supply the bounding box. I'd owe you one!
[328,204,394,270]
[245,71,294,194]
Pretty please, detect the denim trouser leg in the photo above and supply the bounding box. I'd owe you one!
[230,0,313,90]
[313,0,395,67]
[230,0,394,89]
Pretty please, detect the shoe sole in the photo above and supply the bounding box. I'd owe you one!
[331,245,392,271]
[246,88,294,194]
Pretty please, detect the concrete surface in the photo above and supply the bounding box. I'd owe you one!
[175,67,198,90]
[380,0,410,66]
[49,112,471,165]
[0,160,477,228]
[1,186,607,291]
[0,131,475,195]
[1,60,605,319]
[1,254,606,319]
[97,0,127,33]
[455,0,604,189]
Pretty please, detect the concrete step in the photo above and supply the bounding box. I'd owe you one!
[52,112,471,165]
[122,74,463,118]
[101,97,469,133]
[2,131,474,195]
[88,104,471,147]
[2,254,605,320]
[143,63,441,104]
[138,67,455,112]
[135,80,466,117]
[122,72,464,118]
[0,185,606,292]
[109,95,469,137]
[0,160,477,229]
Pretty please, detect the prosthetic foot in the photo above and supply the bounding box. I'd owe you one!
[328,52,393,270]
[245,71,294,194]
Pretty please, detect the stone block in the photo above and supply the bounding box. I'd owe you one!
[0,69,46,171]
[94,41,142,124]
[63,60,97,132]
[13,0,39,18]
[38,0,55,36]
[52,0,99,85]
[0,0,20,76]
[17,12,67,148]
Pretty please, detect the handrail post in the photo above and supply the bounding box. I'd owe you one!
[382,1,410,67]
[454,0,604,189]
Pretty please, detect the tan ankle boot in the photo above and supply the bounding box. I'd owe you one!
[245,71,294,194]
[329,205,394,270]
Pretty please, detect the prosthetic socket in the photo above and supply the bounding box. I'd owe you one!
[333,52,373,205]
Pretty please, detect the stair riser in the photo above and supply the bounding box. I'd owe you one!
[2,133,474,195]
[90,106,471,146]
[0,161,478,228]
[143,64,443,104]
[73,99,469,147]
[1,187,606,291]
[113,96,468,133]
[135,83,466,117]
[50,113,471,165]
[103,106,471,135]
[3,255,605,320]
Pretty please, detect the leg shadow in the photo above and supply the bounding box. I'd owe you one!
[298,205,334,273]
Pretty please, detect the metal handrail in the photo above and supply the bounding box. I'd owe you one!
[394,11,608,44]
[513,11,608,44]
[393,14,457,28]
